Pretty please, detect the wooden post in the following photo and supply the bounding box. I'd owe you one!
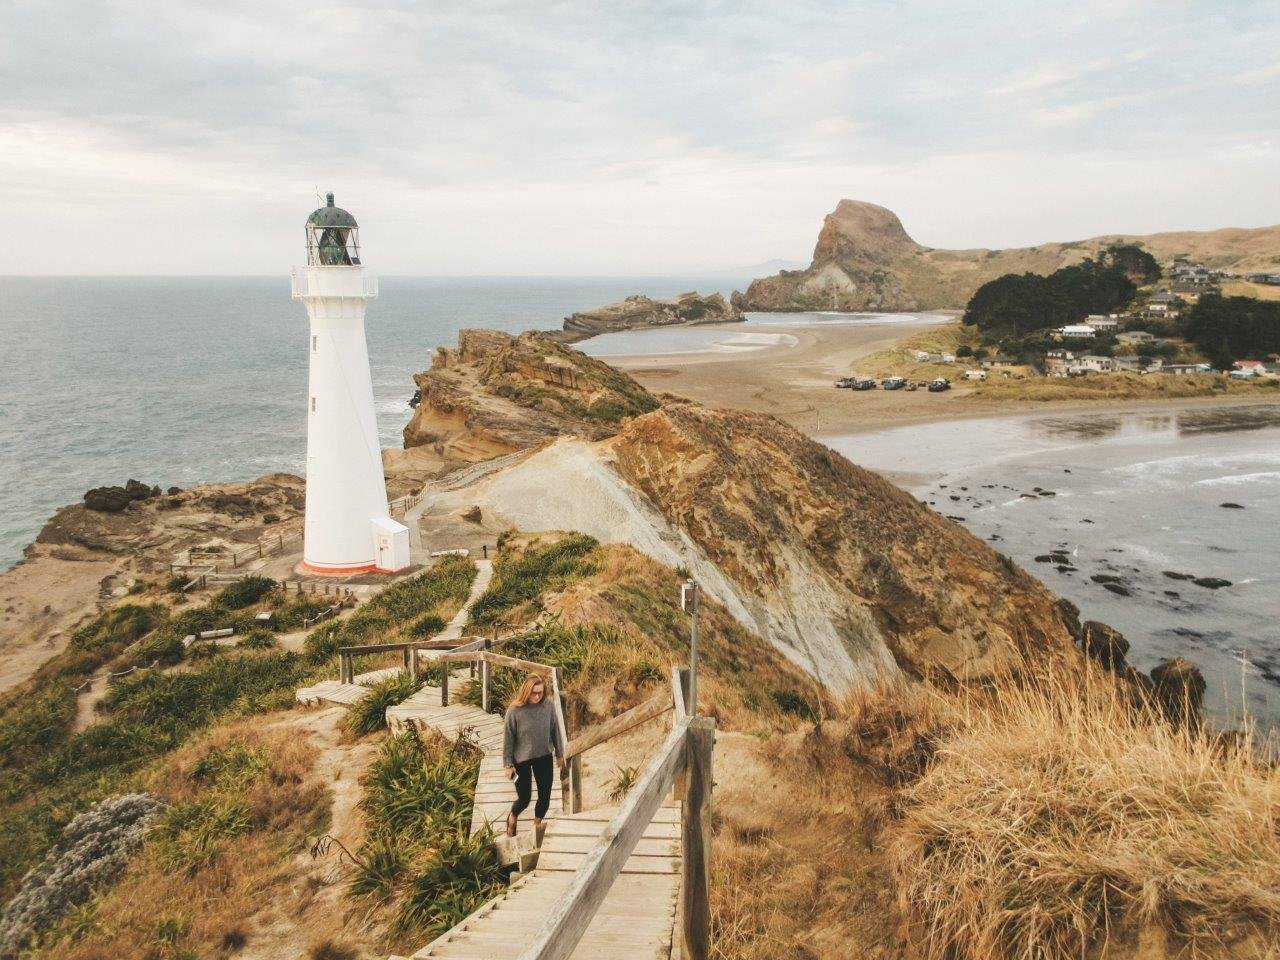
[403,647,411,674]
[681,717,714,960]
[674,666,692,798]
[480,660,490,713]
[409,646,420,683]
[569,754,583,814]
[441,666,450,706]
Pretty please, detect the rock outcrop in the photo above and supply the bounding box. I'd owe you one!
[398,330,660,477]
[609,403,1077,687]
[738,198,1280,312]
[553,291,742,343]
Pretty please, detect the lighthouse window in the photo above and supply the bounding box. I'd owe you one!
[312,335,317,352]
[310,397,316,412]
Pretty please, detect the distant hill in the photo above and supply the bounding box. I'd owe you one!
[736,199,1280,312]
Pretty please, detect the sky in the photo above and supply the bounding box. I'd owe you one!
[2,0,1278,275]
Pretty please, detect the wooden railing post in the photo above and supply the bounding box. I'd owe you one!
[480,659,490,713]
[681,717,715,960]
[674,666,692,798]
[409,646,420,683]
[441,665,450,706]
[568,754,583,814]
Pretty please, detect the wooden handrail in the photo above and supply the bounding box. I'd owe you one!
[564,692,672,760]
[436,649,553,676]
[516,720,689,960]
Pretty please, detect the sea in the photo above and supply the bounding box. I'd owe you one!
[826,405,1280,724]
[0,274,758,570]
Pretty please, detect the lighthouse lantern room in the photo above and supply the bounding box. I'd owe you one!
[292,193,410,575]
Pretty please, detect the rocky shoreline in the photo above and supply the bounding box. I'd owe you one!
[547,290,742,343]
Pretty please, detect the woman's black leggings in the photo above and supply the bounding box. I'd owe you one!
[511,753,554,819]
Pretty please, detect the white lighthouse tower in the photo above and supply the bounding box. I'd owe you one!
[292,193,410,575]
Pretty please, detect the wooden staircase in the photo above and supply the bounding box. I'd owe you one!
[400,804,682,960]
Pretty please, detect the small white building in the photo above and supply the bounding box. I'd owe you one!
[964,369,987,381]
[1078,355,1116,373]
[1084,315,1120,331]
[1056,324,1097,339]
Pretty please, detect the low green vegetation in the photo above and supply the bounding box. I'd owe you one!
[459,622,592,713]
[467,534,599,628]
[350,730,501,943]
[303,557,476,661]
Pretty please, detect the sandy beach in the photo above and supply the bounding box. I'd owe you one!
[610,319,1280,437]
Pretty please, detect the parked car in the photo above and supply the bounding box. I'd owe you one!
[851,377,878,391]
[927,378,951,393]
[834,377,856,388]
[882,376,906,390]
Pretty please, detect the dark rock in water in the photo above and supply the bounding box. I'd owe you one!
[167,486,183,495]
[949,495,961,501]
[987,534,1002,541]
[1163,590,1180,598]
[1192,577,1232,589]
[1162,571,1194,581]
[1064,468,1071,473]
[1033,487,1044,493]
[1102,582,1131,596]
[1091,574,1124,585]
[1081,518,1094,524]
[1149,657,1207,729]
[1056,565,1077,573]
[1082,620,1129,670]
[1020,493,1037,499]
[946,515,966,522]
[1038,490,1057,497]
[84,486,131,512]
[123,479,155,501]
[960,486,968,491]
[1219,502,1244,509]
[1035,555,1054,563]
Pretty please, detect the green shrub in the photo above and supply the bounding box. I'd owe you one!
[0,682,77,771]
[770,689,817,722]
[236,628,277,650]
[459,623,589,714]
[408,613,447,638]
[391,829,502,939]
[344,674,422,736]
[348,839,409,900]
[468,535,599,628]
[359,731,478,843]
[213,576,277,610]
[132,631,186,667]
[271,597,332,631]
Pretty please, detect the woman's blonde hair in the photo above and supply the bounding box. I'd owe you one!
[508,673,547,708]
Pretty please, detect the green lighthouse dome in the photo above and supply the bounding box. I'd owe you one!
[307,192,358,229]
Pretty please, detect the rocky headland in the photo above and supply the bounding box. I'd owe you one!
[550,290,741,344]
[737,198,1280,312]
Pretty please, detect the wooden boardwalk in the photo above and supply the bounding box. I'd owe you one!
[404,806,681,959]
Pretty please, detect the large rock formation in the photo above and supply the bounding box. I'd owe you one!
[737,198,1280,312]
[553,291,742,343]
[397,330,660,477]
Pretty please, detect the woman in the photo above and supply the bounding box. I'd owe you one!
[503,673,564,836]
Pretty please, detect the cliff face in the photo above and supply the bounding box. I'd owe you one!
[554,291,742,343]
[398,330,660,476]
[738,198,1280,312]
[609,403,1077,686]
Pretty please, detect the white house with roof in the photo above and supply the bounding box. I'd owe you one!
[1055,324,1096,339]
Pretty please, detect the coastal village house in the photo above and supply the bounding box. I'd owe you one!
[1054,324,1096,340]
[1117,330,1157,346]
[1162,362,1214,375]
[1077,355,1117,374]
[1084,314,1121,330]
[1045,349,1074,377]
[981,355,1019,369]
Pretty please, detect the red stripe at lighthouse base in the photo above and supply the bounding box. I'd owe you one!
[299,560,378,576]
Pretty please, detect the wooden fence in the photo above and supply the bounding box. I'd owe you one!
[170,531,301,577]
[336,636,488,686]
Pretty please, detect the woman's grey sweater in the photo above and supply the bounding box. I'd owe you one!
[503,698,562,767]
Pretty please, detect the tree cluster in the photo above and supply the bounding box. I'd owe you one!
[1099,244,1162,285]
[1182,294,1280,369]
[963,259,1137,337]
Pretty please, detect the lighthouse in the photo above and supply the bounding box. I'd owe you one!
[291,193,410,575]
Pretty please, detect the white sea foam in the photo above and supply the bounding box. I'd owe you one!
[1193,470,1280,487]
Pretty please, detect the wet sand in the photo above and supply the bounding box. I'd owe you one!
[614,320,1280,436]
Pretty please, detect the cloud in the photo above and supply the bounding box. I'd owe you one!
[0,0,1278,273]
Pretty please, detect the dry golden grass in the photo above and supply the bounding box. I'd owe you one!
[971,371,1280,402]
[1221,281,1280,302]
[889,670,1280,960]
[852,322,982,380]
[34,721,329,960]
